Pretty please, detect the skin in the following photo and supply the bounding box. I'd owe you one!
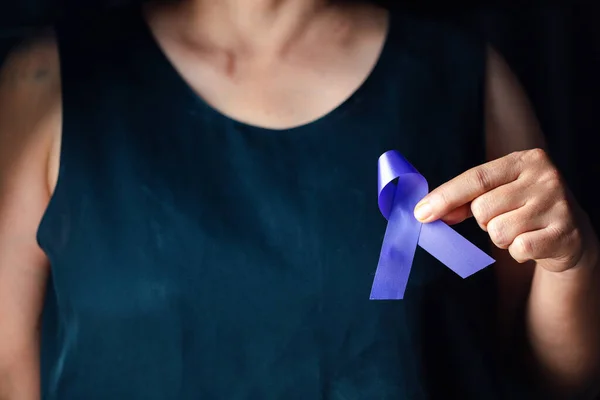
[421,50,600,395]
[419,47,600,395]
[0,1,598,399]
[0,35,60,400]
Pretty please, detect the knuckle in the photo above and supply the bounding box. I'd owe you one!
[472,167,494,192]
[437,189,452,208]
[546,224,563,240]
[523,196,543,212]
[487,219,509,247]
[566,225,583,247]
[553,199,572,218]
[510,237,533,263]
[512,235,534,257]
[547,223,572,248]
[523,148,548,163]
[539,168,563,189]
[470,197,491,224]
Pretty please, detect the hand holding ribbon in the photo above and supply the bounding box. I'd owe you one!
[370,150,495,300]
[412,148,599,275]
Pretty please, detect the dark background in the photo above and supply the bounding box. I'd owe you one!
[0,1,599,224]
[0,0,599,396]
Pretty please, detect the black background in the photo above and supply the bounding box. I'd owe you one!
[0,1,599,396]
[1,0,599,227]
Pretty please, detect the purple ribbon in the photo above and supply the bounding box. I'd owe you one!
[370,150,495,300]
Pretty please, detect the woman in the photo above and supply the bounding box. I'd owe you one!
[0,0,598,398]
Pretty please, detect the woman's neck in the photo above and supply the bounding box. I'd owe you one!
[183,0,330,56]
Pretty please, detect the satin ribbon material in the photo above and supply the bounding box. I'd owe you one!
[370,150,495,300]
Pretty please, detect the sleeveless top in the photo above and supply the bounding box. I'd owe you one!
[38,6,523,400]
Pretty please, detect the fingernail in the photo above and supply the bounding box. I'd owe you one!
[414,202,433,222]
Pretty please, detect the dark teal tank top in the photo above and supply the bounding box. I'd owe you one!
[38,6,522,399]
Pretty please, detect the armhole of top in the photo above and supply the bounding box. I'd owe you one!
[35,24,69,260]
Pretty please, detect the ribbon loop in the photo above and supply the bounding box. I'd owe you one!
[370,150,495,300]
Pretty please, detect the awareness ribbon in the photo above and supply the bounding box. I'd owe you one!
[370,150,495,300]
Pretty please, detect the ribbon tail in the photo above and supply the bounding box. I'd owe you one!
[370,192,422,300]
[418,221,495,278]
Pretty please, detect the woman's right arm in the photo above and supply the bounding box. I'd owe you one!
[0,34,61,400]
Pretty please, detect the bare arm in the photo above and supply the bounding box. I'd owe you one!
[0,34,61,400]
[485,46,600,397]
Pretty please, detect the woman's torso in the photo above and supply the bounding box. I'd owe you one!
[39,4,504,399]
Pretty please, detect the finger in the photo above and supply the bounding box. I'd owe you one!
[509,223,582,270]
[470,181,529,230]
[414,154,522,222]
[507,226,564,264]
[440,204,472,225]
[487,205,547,249]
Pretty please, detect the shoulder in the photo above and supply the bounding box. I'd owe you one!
[392,16,546,158]
[484,45,546,159]
[1,31,60,99]
[0,30,61,195]
[1,30,61,115]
